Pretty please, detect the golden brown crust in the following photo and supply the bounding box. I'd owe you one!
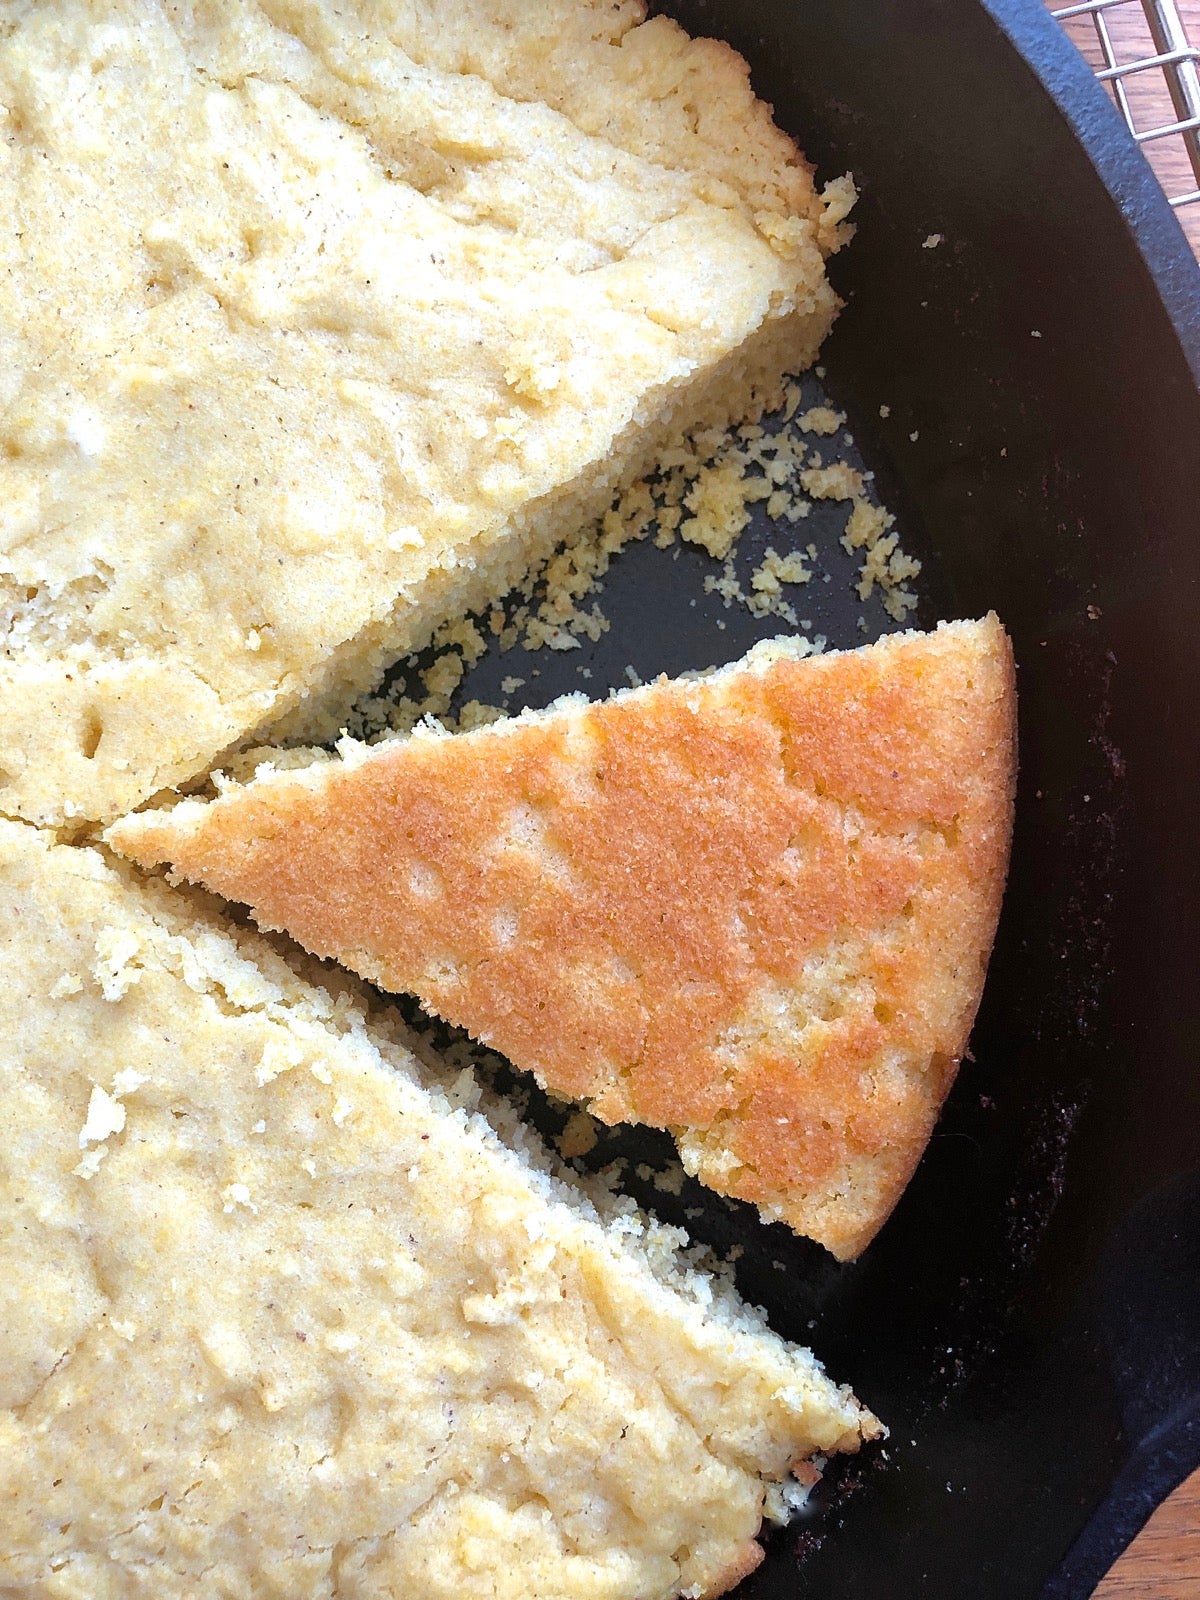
[110,618,1016,1259]
[702,1537,766,1597]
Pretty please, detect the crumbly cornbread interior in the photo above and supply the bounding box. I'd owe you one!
[110,617,1017,1260]
[0,820,878,1600]
[0,0,851,827]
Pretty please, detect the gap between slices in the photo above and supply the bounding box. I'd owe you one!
[107,617,1017,1260]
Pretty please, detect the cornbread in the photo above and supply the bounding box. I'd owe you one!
[0,819,878,1598]
[0,0,853,827]
[111,618,1017,1259]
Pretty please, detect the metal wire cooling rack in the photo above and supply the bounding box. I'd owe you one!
[1051,0,1200,217]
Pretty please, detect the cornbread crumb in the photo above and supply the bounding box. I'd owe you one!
[680,458,760,559]
[754,547,814,593]
[558,1110,600,1160]
[800,462,866,502]
[704,549,825,636]
[72,1147,108,1181]
[221,1182,257,1215]
[797,406,846,436]
[78,1084,125,1148]
[841,500,922,620]
[636,1162,688,1199]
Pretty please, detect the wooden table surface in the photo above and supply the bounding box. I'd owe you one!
[1054,0,1200,254]
[1045,7,1198,1594]
[1094,1470,1200,1597]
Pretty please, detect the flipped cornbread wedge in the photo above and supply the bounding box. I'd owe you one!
[0,819,878,1600]
[109,617,1017,1259]
[0,0,854,827]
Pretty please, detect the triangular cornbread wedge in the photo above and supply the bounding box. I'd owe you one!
[110,618,1017,1259]
[0,819,877,1599]
[0,0,853,827]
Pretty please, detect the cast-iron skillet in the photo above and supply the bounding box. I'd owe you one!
[392,1,1200,1593]
[653,3,1200,1593]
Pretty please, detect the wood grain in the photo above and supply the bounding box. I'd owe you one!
[1095,1468,1200,1598]
[1051,0,1200,254]
[1043,4,1198,1592]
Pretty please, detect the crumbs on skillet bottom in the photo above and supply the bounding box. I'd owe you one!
[345,376,921,738]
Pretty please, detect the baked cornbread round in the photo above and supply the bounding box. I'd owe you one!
[110,617,1017,1259]
[0,820,878,1599]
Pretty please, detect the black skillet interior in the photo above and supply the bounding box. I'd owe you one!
[377,2,1200,1594]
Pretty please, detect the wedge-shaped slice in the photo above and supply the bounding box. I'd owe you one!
[0,820,876,1600]
[111,618,1017,1259]
[0,0,853,827]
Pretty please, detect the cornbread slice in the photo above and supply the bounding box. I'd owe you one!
[0,820,878,1600]
[110,617,1017,1259]
[0,0,853,827]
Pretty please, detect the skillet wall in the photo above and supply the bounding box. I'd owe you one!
[652,2,1200,1596]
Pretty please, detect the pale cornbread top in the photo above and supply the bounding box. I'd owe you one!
[0,818,875,1599]
[0,0,850,825]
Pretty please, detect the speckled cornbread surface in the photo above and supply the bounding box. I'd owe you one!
[0,820,878,1599]
[0,0,853,827]
[111,618,1017,1260]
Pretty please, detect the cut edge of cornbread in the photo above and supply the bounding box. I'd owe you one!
[251,293,840,754]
